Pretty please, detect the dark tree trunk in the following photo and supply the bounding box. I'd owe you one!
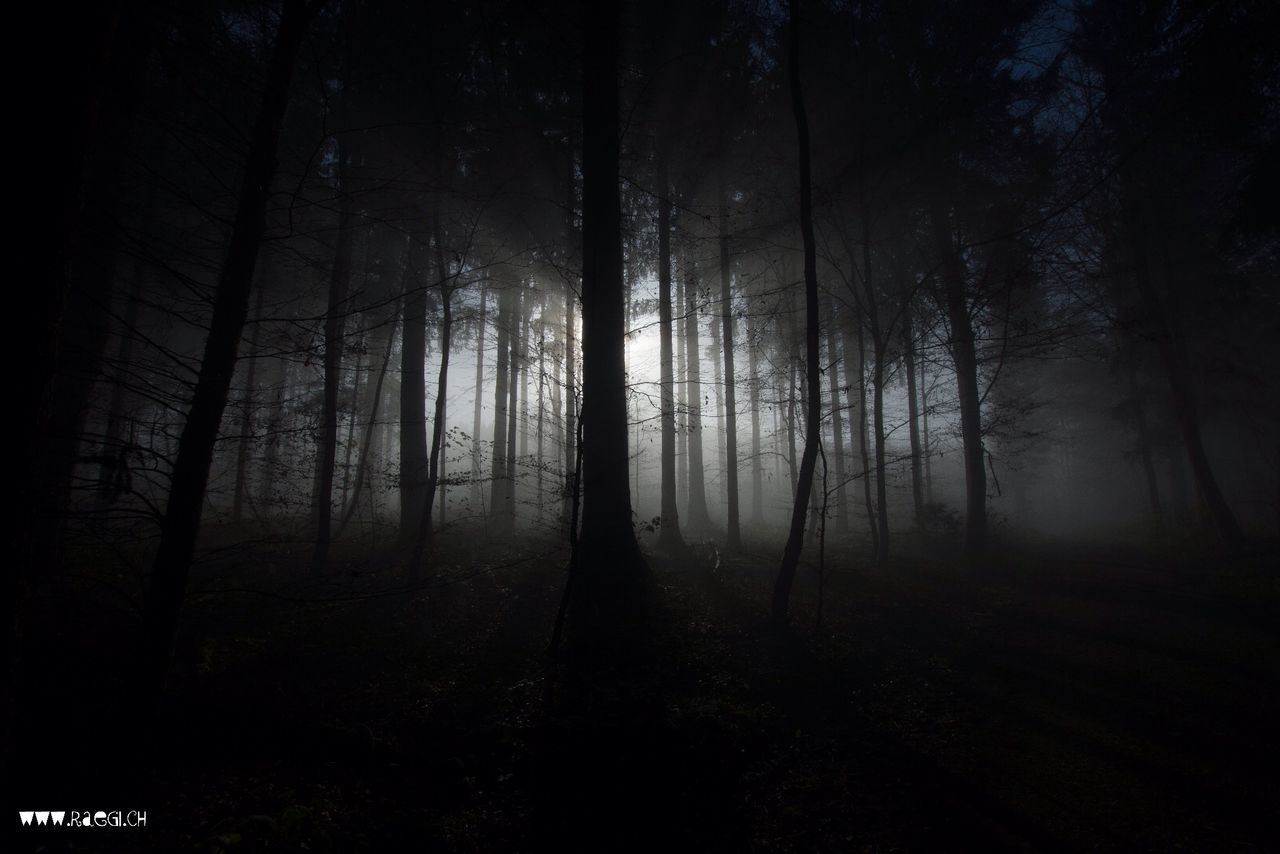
[676,262,688,514]
[490,285,512,533]
[340,324,364,508]
[570,0,645,640]
[773,0,823,626]
[824,295,849,532]
[656,149,684,552]
[719,187,741,550]
[748,313,765,527]
[471,286,486,512]
[709,302,727,489]
[1128,219,1240,543]
[337,299,400,536]
[850,319,879,557]
[410,222,452,580]
[312,134,355,575]
[132,0,321,716]
[505,286,522,529]
[902,300,925,529]
[400,247,430,546]
[684,271,713,534]
[933,205,987,562]
[859,196,889,565]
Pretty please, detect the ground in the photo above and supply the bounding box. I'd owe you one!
[11,528,1280,851]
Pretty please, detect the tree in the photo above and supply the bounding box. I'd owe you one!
[132,0,326,715]
[569,0,647,641]
[773,0,823,626]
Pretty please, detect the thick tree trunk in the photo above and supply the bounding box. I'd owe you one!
[133,0,321,715]
[773,0,823,625]
[570,0,645,640]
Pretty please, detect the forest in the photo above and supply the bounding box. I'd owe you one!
[15,0,1280,849]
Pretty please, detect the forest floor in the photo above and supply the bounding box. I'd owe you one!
[12,527,1280,852]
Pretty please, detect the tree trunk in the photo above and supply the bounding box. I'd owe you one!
[684,271,713,534]
[1128,218,1240,542]
[748,312,765,527]
[676,260,688,514]
[933,204,987,562]
[656,149,684,552]
[709,298,727,499]
[773,0,823,625]
[311,134,355,575]
[336,298,401,536]
[824,295,849,532]
[859,197,889,565]
[400,244,430,546]
[490,286,511,533]
[471,285,487,513]
[133,0,321,715]
[505,285,522,530]
[410,221,453,580]
[850,319,879,557]
[902,300,925,528]
[719,186,741,550]
[570,0,645,641]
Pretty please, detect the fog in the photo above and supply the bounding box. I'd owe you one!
[21,0,1279,849]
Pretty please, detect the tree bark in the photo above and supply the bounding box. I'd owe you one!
[773,0,823,625]
[570,0,645,641]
